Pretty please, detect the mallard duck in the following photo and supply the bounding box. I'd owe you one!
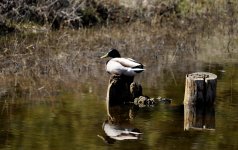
[101,49,145,76]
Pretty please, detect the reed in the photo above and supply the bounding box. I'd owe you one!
[0,0,238,101]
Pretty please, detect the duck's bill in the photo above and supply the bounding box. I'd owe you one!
[100,54,108,58]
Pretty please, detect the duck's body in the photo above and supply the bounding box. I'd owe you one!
[106,58,144,76]
[101,49,145,76]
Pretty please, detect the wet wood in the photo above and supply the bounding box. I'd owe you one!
[106,75,142,106]
[184,72,217,105]
[183,72,217,130]
[106,75,172,107]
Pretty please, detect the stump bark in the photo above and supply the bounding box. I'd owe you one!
[106,75,142,106]
[183,72,217,130]
[184,72,217,105]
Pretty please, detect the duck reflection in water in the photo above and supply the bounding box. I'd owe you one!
[102,104,142,143]
[98,75,143,144]
[103,120,141,141]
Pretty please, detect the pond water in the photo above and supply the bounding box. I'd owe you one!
[1,57,237,150]
[0,27,238,150]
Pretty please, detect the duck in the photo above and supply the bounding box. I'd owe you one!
[100,49,145,76]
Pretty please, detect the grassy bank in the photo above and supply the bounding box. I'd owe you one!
[0,0,238,101]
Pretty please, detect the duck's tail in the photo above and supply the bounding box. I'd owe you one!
[130,68,145,73]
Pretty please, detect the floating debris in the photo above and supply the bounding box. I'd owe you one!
[134,96,172,107]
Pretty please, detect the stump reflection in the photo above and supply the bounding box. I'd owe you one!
[101,104,142,143]
[184,104,215,131]
[106,75,142,105]
[99,75,142,144]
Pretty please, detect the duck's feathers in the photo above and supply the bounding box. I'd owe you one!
[106,58,144,76]
[125,58,137,62]
[110,58,143,68]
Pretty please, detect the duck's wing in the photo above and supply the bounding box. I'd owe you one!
[125,58,137,62]
[112,58,143,68]
[106,60,127,75]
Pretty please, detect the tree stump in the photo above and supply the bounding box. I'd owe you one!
[106,75,142,106]
[184,72,217,105]
[183,72,217,130]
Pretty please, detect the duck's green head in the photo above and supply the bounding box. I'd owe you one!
[101,49,121,58]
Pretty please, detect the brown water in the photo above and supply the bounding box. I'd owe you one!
[0,26,238,149]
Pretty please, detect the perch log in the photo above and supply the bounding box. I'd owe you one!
[106,75,142,106]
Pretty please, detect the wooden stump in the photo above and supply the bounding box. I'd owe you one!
[106,75,142,106]
[184,72,217,130]
[184,72,217,105]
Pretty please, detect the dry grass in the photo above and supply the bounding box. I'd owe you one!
[0,0,238,101]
